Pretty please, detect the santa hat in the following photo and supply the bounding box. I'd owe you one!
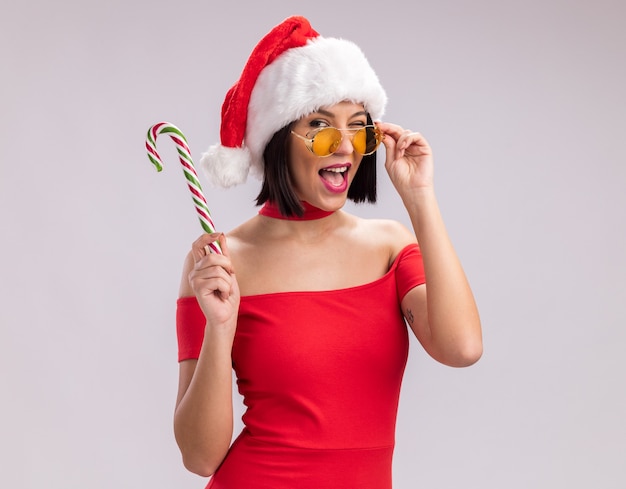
[200,15,387,187]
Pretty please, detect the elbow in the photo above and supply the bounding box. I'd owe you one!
[173,413,232,477]
[452,341,483,367]
[438,317,483,367]
[181,453,220,478]
[175,431,230,477]
[448,336,483,367]
[178,442,229,477]
[430,333,483,368]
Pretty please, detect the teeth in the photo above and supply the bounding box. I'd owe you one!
[323,167,348,173]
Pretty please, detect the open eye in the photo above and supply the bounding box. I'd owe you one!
[305,120,332,138]
[308,119,331,129]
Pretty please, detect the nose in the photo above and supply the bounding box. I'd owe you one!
[333,129,358,155]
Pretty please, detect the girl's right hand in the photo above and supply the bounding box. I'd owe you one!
[187,233,240,330]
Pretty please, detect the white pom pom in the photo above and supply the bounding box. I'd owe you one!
[200,145,252,188]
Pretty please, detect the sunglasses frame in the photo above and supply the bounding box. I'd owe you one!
[290,125,383,157]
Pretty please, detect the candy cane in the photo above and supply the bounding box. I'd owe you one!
[146,122,222,254]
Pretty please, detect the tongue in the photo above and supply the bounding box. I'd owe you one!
[320,170,343,187]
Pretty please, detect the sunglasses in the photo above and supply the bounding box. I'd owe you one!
[291,125,383,157]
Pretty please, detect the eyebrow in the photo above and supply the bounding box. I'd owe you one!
[315,108,368,118]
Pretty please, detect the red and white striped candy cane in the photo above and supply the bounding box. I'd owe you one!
[146,122,222,254]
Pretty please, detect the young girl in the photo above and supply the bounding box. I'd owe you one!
[173,15,482,489]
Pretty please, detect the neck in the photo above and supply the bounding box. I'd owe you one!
[259,201,335,221]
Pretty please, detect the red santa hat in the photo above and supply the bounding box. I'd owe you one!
[200,15,387,187]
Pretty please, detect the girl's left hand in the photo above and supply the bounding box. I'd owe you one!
[377,121,434,196]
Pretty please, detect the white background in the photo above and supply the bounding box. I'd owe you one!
[1,1,625,487]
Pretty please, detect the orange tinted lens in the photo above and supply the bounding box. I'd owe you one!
[352,126,382,155]
[311,128,342,156]
[364,126,382,155]
[352,127,367,154]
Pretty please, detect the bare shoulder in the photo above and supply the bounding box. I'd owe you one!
[355,217,417,262]
[222,216,268,275]
[224,217,263,251]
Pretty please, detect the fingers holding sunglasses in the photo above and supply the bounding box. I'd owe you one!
[401,132,433,160]
[377,122,435,191]
[377,122,431,159]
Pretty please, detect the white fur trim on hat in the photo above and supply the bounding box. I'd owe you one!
[200,145,251,188]
[245,37,387,180]
[201,33,387,187]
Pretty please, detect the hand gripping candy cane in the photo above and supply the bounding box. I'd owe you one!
[146,122,222,254]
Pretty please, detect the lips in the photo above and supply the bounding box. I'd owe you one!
[319,163,351,193]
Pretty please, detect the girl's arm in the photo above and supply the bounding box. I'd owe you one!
[173,233,240,475]
[379,122,482,367]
